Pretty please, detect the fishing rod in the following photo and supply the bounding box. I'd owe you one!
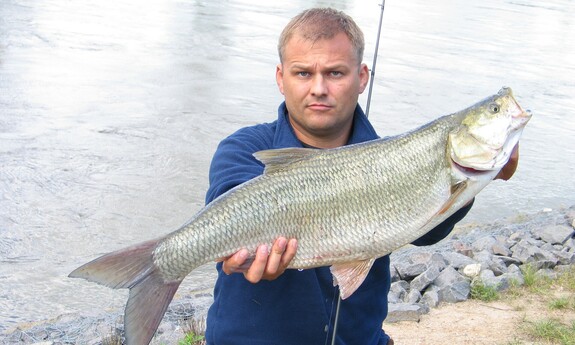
[365,0,386,118]
[329,2,386,345]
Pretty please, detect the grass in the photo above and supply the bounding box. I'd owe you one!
[549,297,573,310]
[178,318,206,345]
[500,264,575,345]
[524,319,575,345]
[178,332,205,345]
[470,280,500,302]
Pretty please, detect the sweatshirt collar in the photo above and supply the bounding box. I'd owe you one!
[273,102,379,149]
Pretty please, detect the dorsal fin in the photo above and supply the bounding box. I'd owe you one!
[253,147,319,174]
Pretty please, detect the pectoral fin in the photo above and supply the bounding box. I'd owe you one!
[330,258,375,299]
[437,180,468,215]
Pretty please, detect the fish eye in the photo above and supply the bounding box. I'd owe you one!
[489,103,500,113]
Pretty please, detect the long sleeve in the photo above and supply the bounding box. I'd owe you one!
[205,125,274,204]
[411,199,474,246]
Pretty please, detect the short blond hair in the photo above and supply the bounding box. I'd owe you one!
[278,8,365,64]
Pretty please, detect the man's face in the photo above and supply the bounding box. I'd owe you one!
[276,32,369,148]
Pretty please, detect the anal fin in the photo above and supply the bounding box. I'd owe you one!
[330,258,375,299]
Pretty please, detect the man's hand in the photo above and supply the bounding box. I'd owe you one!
[219,237,298,283]
[495,144,520,181]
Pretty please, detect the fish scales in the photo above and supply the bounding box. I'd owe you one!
[153,115,455,280]
[70,87,531,345]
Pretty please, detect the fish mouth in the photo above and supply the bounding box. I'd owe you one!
[513,109,532,128]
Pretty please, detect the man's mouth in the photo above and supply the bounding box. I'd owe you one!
[308,103,332,111]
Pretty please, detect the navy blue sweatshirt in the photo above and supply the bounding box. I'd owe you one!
[205,103,471,345]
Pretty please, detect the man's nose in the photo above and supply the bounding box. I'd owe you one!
[310,74,328,97]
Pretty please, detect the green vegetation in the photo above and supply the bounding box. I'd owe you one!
[523,319,575,345]
[179,318,206,345]
[549,296,575,310]
[178,332,205,345]
[470,280,500,302]
[502,265,575,345]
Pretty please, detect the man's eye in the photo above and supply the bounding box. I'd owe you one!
[330,71,343,77]
[297,71,310,77]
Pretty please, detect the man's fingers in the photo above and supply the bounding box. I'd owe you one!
[280,239,298,268]
[221,238,298,282]
[265,237,288,276]
[243,244,269,283]
[221,248,249,275]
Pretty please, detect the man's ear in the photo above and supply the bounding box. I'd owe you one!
[358,63,369,94]
[276,64,285,95]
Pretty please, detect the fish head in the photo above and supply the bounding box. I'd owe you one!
[449,87,532,173]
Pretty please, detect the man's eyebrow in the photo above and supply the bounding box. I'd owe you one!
[289,62,350,70]
[288,63,311,70]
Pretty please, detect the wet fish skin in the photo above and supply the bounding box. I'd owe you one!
[70,87,531,345]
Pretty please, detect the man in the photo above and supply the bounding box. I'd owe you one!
[205,8,519,345]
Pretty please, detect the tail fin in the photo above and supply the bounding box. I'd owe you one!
[69,238,182,345]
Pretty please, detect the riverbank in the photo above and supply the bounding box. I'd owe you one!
[2,205,574,344]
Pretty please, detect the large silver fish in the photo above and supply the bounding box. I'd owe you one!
[70,87,531,345]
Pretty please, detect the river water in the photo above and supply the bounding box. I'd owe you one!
[1,0,574,333]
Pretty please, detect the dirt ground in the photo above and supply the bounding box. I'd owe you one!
[383,291,575,345]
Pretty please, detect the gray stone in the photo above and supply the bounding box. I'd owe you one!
[511,239,552,263]
[441,251,477,269]
[479,268,496,280]
[407,251,435,265]
[509,231,528,242]
[393,262,427,280]
[498,255,522,267]
[421,288,440,308]
[406,289,422,304]
[434,266,467,288]
[452,240,474,257]
[386,303,430,323]
[390,265,401,282]
[479,269,514,291]
[479,270,501,290]
[538,225,575,245]
[541,243,556,252]
[387,292,402,304]
[492,242,512,256]
[389,281,409,303]
[488,257,508,276]
[472,236,498,253]
[438,281,471,303]
[410,266,441,292]
[473,250,495,266]
[505,264,524,286]
[532,259,559,270]
[428,253,448,271]
[535,268,558,280]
